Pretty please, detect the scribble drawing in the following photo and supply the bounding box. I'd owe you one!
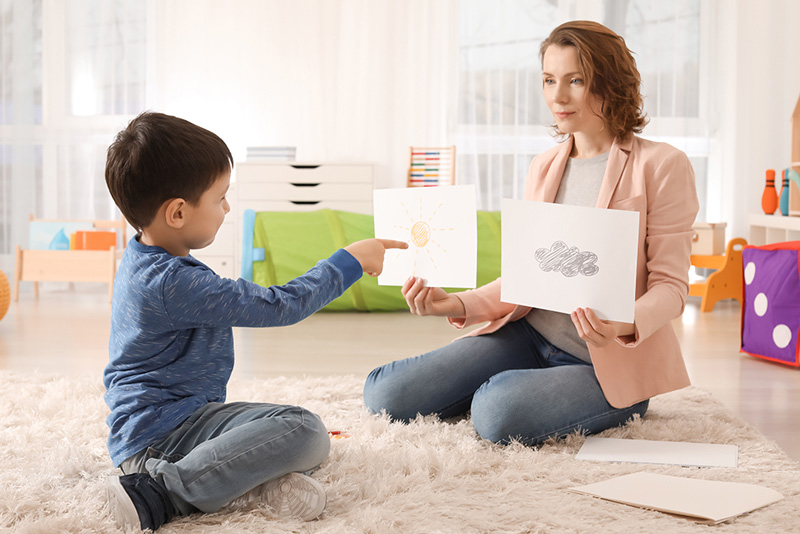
[393,196,454,272]
[534,241,599,277]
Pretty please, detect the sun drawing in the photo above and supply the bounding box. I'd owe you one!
[394,196,453,274]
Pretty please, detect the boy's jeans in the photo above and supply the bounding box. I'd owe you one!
[363,319,648,445]
[120,402,330,515]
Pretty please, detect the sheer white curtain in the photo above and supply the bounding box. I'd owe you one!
[0,0,458,274]
[0,0,149,274]
[1,0,43,274]
[0,0,708,275]
[152,0,458,189]
[455,0,711,215]
[3,0,799,276]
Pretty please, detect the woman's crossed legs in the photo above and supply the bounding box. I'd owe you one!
[363,319,647,445]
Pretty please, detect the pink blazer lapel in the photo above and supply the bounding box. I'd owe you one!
[596,136,634,208]
[540,137,573,202]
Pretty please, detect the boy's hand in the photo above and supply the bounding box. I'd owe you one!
[345,238,408,276]
[402,276,466,317]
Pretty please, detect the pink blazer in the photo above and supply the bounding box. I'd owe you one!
[449,135,699,408]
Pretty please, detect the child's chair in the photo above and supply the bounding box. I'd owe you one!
[688,237,747,312]
[407,146,456,187]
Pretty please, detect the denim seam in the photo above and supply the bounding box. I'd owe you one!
[146,447,185,465]
[526,404,644,444]
[182,408,311,488]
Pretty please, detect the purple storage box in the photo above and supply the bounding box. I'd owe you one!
[741,241,800,367]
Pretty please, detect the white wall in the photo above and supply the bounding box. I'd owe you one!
[710,0,800,240]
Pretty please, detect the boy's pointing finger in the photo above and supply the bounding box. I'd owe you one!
[377,239,408,250]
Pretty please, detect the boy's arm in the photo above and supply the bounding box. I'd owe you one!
[163,249,362,329]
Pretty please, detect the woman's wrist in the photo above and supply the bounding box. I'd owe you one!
[449,294,467,318]
[615,321,635,337]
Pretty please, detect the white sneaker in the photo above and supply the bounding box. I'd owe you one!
[261,472,327,521]
[106,475,142,531]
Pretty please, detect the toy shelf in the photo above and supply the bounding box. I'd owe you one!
[13,216,127,302]
[789,166,800,216]
[791,90,800,214]
[748,213,800,246]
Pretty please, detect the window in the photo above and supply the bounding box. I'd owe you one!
[65,0,147,116]
[0,0,148,266]
[0,0,43,125]
[0,0,43,258]
[456,0,709,218]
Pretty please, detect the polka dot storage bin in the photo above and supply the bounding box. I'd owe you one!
[741,241,800,367]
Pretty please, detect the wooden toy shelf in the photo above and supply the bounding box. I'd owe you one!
[13,216,127,303]
[791,91,800,214]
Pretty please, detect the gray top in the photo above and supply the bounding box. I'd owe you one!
[525,152,609,363]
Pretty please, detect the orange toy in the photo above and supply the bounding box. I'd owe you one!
[761,169,778,215]
[74,230,117,250]
[0,270,10,321]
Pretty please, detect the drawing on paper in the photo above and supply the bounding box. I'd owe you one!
[374,184,477,289]
[534,241,599,277]
[394,196,454,273]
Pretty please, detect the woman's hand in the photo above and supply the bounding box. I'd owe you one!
[401,276,466,317]
[571,307,634,348]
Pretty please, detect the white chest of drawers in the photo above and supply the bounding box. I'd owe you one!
[231,161,374,277]
[235,162,374,214]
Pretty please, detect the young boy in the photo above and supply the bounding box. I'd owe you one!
[102,111,406,531]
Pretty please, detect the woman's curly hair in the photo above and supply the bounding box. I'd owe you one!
[540,21,648,140]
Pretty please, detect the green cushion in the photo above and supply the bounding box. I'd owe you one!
[251,209,500,311]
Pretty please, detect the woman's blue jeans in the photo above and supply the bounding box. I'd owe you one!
[363,319,648,445]
[120,402,330,515]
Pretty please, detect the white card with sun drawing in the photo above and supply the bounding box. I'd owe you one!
[373,185,477,288]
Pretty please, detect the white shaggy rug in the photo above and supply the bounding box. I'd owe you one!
[1,371,798,534]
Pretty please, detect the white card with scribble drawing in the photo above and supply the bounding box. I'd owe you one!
[500,198,639,322]
[373,185,477,288]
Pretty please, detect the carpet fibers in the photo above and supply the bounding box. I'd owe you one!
[0,371,798,533]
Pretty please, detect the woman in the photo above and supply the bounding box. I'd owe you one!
[363,20,699,446]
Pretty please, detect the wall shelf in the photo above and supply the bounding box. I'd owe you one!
[748,213,800,245]
[790,94,800,214]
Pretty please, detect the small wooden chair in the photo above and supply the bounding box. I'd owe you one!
[407,146,456,187]
[689,237,747,312]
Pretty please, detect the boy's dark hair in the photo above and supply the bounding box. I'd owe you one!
[105,112,233,232]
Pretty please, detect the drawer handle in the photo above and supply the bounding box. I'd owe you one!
[290,164,321,170]
[290,182,321,187]
[290,200,321,205]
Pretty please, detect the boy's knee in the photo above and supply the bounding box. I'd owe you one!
[262,405,330,471]
[295,408,330,467]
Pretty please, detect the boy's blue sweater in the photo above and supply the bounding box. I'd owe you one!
[103,236,362,466]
